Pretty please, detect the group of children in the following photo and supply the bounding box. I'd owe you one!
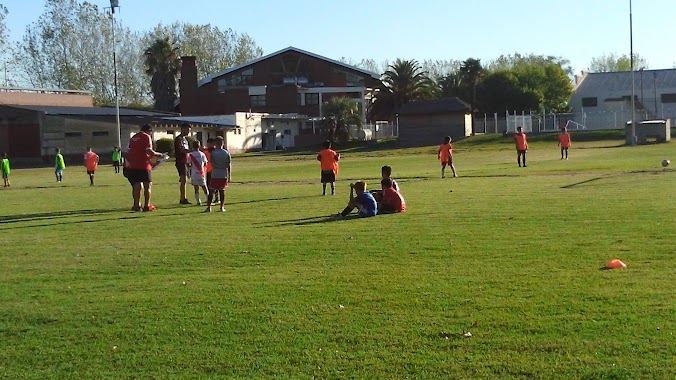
[513,126,572,167]
[186,136,232,212]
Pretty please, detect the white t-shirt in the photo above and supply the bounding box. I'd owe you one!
[188,151,208,180]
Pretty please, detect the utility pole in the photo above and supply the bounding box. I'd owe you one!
[629,0,636,146]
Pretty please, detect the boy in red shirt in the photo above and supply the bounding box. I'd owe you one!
[438,136,457,178]
[317,140,340,196]
[514,127,528,167]
[83,147,99,186]
[558,127,571,160]
[124,124,165,211]
[378,178,406,214]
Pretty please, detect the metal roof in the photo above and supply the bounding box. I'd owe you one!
[6,104,175,117]
[575,69,676,94]
[198,46,381,87]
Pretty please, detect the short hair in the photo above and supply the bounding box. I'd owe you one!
[323,140,331,149]
[354,181,366,192]
[181,123,191,130]
[207,138,214,143]
[86,146,91,151]
[443,136,451,143]
[191,140,201,149]
[2,152,7,158]
[214,136,224,146]
[381,177,393,188]
[381,165,392,176]
[141,124,152,132]
[55,147,61,153]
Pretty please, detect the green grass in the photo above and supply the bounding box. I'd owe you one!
[1,137,674,379]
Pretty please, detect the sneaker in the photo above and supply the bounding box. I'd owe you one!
[219,207,226,212]
[143,205,156,212]
[203,207,211,213]
[130,206,142,212]
[179,199,191,205]
[196,199,202,205]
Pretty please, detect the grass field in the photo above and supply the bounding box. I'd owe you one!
[1,135,674,379]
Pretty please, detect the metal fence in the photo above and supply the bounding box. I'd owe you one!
[476,107,676,134]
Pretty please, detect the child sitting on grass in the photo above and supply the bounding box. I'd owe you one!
[335,181,377,218]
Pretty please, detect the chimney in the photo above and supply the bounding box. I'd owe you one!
[180,56,198,95]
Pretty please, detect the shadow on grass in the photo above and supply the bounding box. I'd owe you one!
[0,207,130,224]
[259,212,407,227]
[560,176,607,189]
[0,215,144,230]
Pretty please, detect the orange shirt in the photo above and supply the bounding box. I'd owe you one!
[84,151,99,171]
[558,133,571,148]
[439,143,452,162]
[202,148,213,173]
[318,148,339,172]
[514,133,528,151]
[381,187,406,213]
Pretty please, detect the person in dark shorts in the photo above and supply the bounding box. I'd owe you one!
[124,124,165,211]
[174,123,191,204]
[112,146,122,173]
[317,140,340,196]
[514,126,528,167]
[204,136,231,213]
[334,181,377,219]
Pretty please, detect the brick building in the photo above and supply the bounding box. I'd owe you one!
[179,46,382,122]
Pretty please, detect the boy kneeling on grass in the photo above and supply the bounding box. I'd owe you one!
[378,178,406,214]
[335,181,377,219]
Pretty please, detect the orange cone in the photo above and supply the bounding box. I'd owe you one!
[605,259,627,269]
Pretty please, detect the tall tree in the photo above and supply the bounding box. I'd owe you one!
[477,71,540,113]
[144,37,181,112]
[368,59,435,120]
[437,72,463,98]
[322,96,362,142]
[487,53,573,76]
[459,58,484,112]
[0,4,7,48]
[588,53,648,72]
[143,22,264,79]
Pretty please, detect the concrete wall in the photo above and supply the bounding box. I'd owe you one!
[398,113,471,147]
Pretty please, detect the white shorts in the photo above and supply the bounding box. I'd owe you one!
[191,176,206,187]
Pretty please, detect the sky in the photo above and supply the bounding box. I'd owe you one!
[3,0,676,74]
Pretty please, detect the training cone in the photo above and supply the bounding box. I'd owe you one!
[604,259,627,269]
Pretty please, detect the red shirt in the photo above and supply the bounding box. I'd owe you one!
[514,132,528,151]
[559,133,571,148]
[127,132,152,170]
[317,148,339,171]
[380,187,406,213]
[439,143,452,162]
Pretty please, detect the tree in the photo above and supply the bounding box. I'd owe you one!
[487,53,573,76]
[0,4,7,48]
[589,53,648,72]
[11,0,147,105]
[322,96,362,142]
[477,71,540,113]
[144,37,181,112]
[143,22,264,80]
[368,59,435,120]
[437,72,463,98]
[459,58,484,116]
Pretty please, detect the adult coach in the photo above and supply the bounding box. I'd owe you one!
[174,123,191,204]
[124,124,164,212]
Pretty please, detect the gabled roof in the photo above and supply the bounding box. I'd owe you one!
[198,46,381,87]
[575,68,676,94]
[398,98,471,116]
[5,104,176,117]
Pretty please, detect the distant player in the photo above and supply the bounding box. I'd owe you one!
[188,140,209,205]
[174,123,191,204]
[204,136,231,213]
[83,147,99,186]
[1,152,10,187]
[54,147,66,182]
[514,127,528,167]
[202,138,220,204]
[438,136,457,178]
[317,140,340,196]
[558,127,571,160]
[378,178,406,214]
[112,146,122,173]
[335,181,377,218]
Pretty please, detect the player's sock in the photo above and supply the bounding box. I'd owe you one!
[194,193,200,204]
[322,184,327,196]
[331,183,335,195]
[441,168,445,178]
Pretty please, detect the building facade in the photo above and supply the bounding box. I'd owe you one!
[397,98,472,147]
[179,46,382,124]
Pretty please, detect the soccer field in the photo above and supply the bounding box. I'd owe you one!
[1,137,674,379]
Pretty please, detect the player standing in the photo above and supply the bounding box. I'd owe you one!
[83,147,100,186]
[438,136,458,178]
[112,146,122,173]
[54,147,66,182]
[514,127,528,167]
[204,136,231,213]
[124,124,165,212]
[188,140,209,205]
[174,123,191,204]
[558,127,571,160]
[1,152,10,187]
[317,140,340,196]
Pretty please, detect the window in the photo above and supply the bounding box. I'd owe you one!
[296,93,302,106]
[284,129,291,135]
[250,94,266,107]
[661,93,676,103]
[581,97,597,107]
[93,131,109,137]
[217,79,227,93]
[305,93,319,105]
[223,68,254,87]
[65,132,82,137]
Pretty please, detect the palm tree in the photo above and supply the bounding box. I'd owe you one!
[144,37,181,112]
[459,58,484,111]
[438,72,464,98]
[368,59,435,121]
[322,97,362,142]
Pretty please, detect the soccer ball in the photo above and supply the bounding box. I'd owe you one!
[662,159,670,167]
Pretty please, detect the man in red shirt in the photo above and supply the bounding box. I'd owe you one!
[124,124,165,211]
[378,178,406,214]
[514,127,528,167]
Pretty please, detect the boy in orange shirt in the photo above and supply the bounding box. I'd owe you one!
[438,136,457,178]
[83,147,99,186]
[317,140,340,196]
[514,127,528,167]
[558,127,571,160]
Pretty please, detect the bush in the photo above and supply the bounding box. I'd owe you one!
[155,138,174,156]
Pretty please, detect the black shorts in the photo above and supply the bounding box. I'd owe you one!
[175,161,188,177]
[113,160,120,167]
[517,149,527,154]
[123,168,151,184]
[87,170,95,175]
[320,170,335,183]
